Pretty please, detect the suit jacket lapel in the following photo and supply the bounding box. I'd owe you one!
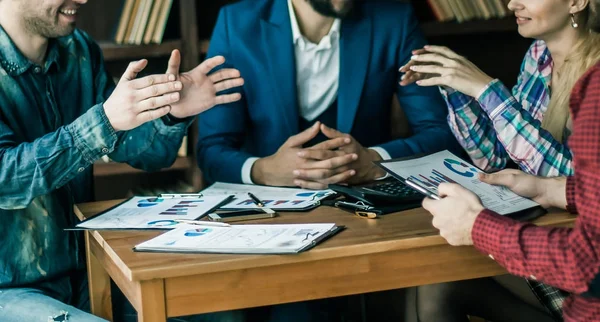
[260,0,299,135]
[338,13,372,134]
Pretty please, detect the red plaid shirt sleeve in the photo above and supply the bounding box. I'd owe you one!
[472,64,600,297]
[565,175,577,214]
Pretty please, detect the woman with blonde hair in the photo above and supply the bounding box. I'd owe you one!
[400,0,600,320]
[402,1,600,178]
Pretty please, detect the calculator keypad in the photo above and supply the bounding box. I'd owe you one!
[369,182,419,197]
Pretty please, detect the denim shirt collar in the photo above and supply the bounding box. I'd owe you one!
[0,24,61,76]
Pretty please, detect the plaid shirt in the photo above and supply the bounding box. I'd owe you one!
[442,40,573,177]
[472,62,600,321]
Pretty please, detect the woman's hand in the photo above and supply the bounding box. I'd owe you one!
[479,169,568,209]
[399,45,494,98]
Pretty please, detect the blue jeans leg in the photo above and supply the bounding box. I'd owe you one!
[0,287,107,322]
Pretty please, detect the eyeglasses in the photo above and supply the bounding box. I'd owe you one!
[334,200,381,219]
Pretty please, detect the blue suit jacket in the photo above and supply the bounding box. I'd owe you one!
[197,0,459,184]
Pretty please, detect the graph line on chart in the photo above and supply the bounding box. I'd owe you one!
[159,200,204,216]
[408,169,457,191]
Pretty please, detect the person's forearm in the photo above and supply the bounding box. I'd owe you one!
[251,157,270,186]
[366,149,386,179]
[108,117,190,172]
[0,105,117,209]
[542,176,568,209]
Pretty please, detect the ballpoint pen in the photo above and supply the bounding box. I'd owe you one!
[160,193,204,198]
[173,219,232,227]
[334,200,381,219]
[405,178,441,200]
[247,192,265,207]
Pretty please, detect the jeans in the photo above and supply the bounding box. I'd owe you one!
[0,287,106,322]
[0,273,245,322]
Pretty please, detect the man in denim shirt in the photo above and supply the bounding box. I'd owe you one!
[0,0,245,321]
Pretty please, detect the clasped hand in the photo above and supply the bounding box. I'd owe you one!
[104,50,244,131]
[252,122,386,189]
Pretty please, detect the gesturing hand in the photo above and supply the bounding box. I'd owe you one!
[293,124,386,187]
[422,183,484,246]
[104,59,182,132]
[164,50,244,118]
[251,122,357,188]
[399,45,494,98]
[479,169,567,209]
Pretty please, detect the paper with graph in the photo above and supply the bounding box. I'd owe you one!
[75,196,233,230]
[134,223,342,254]
[377,151,540,215]
[201,182,336,211]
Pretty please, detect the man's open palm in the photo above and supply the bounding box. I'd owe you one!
[165,50,244,118]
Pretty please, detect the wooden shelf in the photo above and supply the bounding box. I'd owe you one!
[199,39,210,55]
[99,39,183,62]
[421,18,517,37]
[93,156,192,177]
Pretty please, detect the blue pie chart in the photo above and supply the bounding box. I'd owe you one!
[137,198,165,208]
[184,228,212,237]
[147,220,178,227]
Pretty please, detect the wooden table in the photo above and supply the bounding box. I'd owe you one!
[76,200,576,322]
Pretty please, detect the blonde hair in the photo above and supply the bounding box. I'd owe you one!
[542,6,600,142]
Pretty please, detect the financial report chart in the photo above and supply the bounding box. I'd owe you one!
[159,200,205,216]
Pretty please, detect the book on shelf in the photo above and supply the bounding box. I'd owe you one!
[114,0,174,45]
[152,0,174,44]
[424,0,511,23]
[143,0,164,44]
[114,0,135,44]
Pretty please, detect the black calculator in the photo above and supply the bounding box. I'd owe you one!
[329,179,423,206]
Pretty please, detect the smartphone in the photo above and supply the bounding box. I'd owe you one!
[208,209,277,223]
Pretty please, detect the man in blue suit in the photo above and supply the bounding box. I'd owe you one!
[198,0,457,188]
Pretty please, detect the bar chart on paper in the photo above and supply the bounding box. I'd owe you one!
[76,196,232,230]
[377,151,540,215]
[201,182,336,210]
[409,169,457,192]
[159,200,205,216]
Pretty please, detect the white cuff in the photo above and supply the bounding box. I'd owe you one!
[241,157,260,184]
[369,147,391,160]
[369,147,391,180]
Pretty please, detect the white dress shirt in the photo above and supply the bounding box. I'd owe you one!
[241,0,390,184]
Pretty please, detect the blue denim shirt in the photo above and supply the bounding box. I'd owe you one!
[0,26,190,289]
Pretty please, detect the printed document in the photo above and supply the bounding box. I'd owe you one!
[76,196,232,230]
[201,182,335,210]
[134,223,341,254]
[377,151,540,215]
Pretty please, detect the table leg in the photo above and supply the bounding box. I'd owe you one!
[137,279,167,322]
[86,232,113,321]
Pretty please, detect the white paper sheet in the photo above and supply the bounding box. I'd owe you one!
[134,223,338,254]
[201,182,335,210]
[379,151,539,215]
[76,196,232,229]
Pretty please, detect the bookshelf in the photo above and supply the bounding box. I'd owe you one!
[420,17,516,37]
[99,39,183,61]
[77,0,202,200]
